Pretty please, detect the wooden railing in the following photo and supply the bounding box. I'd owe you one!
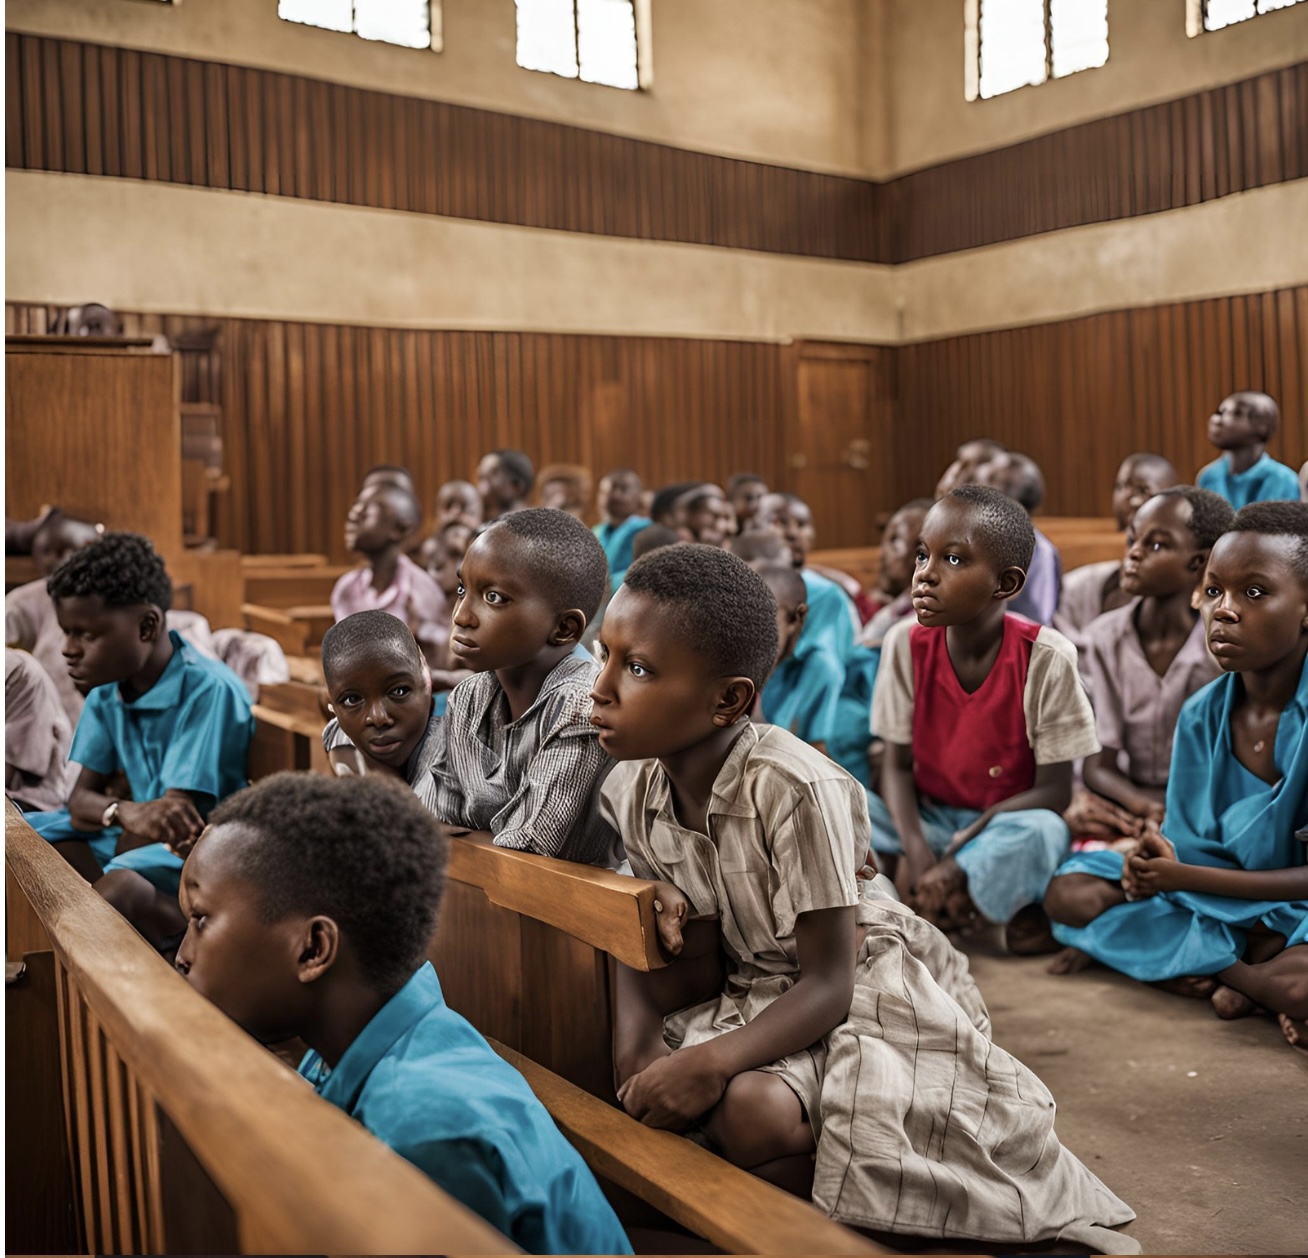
[4,801,515,1256]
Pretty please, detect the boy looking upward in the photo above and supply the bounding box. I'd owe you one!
[1198,391,1300,508]
[332,482,447,664]
[592,545,1137,1251]
[1045,502,1308,1051]
[477,449,534,522]
[592,468,650,591]
[432,508,619,865]
[27,534,252,918]
[935,437,1005,500]
[175,773,633,1256]
[869,487,1098,948]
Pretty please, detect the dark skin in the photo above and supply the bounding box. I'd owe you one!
[593,589,855,1174]
[435,480,483,530]
[729,479,767,533]
[476,455,529,520]
[755,569,823,753]
[1081,494,1211,827]
[601,472,644,525]
[31,514,102,577]
[345,485,413,598]
[935,440,1003,500]
[873,505,928,602]
[1045,532,1308,1028]
[324,645,433,779]
[1207,391,1277,475]
[882,498,1074,916]
[1111,456,1177,533]
[175,824,389,1067]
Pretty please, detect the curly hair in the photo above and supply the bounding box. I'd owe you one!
[210,773,447,994]
[1228,500,1308,585]
[1149,486,1235,551]
[942,485,1036,574]
[622,543,779,689]
[46,532,172,610]
[484,507,610,621]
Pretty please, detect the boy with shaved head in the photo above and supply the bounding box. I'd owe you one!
[1198,391,1300,508]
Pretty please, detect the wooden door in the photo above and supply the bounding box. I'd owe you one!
[789,342,895,550]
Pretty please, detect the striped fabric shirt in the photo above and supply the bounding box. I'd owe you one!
[322,700,445,814]
[426,654,620,867]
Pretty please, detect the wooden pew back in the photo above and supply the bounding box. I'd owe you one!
[243,568,349,609]
[4,802,515,1256]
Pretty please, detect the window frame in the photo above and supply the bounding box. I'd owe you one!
[1186,0,1307,35]
[964,0,1109,102]
[514,0,652,93]
[277,1,444,54]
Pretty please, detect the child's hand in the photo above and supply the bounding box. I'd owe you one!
[651,881,690,956]
[894,848,935,900]
[1063,788,1145,838]
[119,794,204,851]
[1121,825,1179,898]
[616,1044,726,1130]
[946,817,987,855]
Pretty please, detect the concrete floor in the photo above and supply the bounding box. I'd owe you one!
[960,932,1308,1255]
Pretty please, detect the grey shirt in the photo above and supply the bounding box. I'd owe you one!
[322,699,445,813]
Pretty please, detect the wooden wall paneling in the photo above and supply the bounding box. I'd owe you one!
[5,32,23,168]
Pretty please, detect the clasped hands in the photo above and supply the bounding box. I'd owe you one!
[1120,824,1179,898]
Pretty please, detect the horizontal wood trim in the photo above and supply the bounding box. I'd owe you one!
[5,32,1305,263]
[7,287,1305,554]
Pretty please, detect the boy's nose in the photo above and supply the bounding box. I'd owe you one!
[364,699,393,726]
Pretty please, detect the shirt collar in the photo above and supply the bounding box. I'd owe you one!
[307,962,446,1111]
[645,720,760,824]
[114,630,191,711]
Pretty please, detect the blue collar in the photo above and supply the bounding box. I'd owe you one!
[306,963,446,1111]
[113,630,192,711]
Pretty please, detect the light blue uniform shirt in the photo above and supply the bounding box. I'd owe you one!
[800,569,856,664]
[594,515,651,591]
[1197,452,1301,508]
[761,636,846,747]
[300,962,632,1256]
[29,631,253,893]
[827,645,882,789]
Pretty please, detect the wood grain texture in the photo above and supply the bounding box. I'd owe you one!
[4,800,519,1256]
[5,32,1304,262]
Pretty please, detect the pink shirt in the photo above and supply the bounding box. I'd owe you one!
[330,554,448,653]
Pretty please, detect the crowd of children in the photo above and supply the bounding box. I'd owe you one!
[6,387,1306,1254]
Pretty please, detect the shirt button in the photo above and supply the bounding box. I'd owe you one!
[988,765,1003,778]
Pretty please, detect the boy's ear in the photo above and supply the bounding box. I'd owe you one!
[295,916,341,985]
[550,609,586,647]
[794,603,809,628]
[994,567,1027,601]
[418,658,434,696]
[1187,548,1210,575]
[712,676,756,727]
[138,607,164,642]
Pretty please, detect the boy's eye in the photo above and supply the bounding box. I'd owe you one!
[914,549,927,565]
[628,662,649,678]
[337,694,362,708]
[484,590,506,605]
[190,913,206,931]
[389,685,412,699]
[945,554,962,566]
[1246,586,1266,599]
[455,584,465,598]
[1203,585,1221,599]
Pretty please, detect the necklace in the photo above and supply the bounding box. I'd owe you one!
[1253,739,1266,754]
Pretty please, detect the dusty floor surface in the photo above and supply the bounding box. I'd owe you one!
[960,931,1308,1255]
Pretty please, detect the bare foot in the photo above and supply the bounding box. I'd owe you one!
[1047,946,1095,975]
[1210,985,1258,1020]
[1004,903,1061,955]
[1153,975,1219,999]
[1278,1013,1308,1054]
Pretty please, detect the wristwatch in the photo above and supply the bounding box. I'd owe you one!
[101,799,121,828]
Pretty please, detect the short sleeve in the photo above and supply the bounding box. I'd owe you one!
[5,584,43,651]
[321,716,352,753]
[329,571,354,624]
[1025,628,1101,765]
[871,617,915,744]
[1084,626,1126,754]
[767,777,866,938]
[425,706,470,825]
[68,691,120,776]
[159,678,253,801]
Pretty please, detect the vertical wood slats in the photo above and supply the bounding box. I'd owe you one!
[5,32,1304,263]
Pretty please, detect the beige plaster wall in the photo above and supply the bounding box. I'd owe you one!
[11,171,1308,344]
[886,0,1308,174]
[5,0,875,176]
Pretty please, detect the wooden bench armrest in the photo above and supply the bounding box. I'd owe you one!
[491,1040,885,1255]
[449,836,669,971]
[251,703,322,738]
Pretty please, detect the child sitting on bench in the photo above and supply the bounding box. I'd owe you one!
[868,486,1097,947]
[594,544,1137,1251]
[1045,502,1308,1051]
[26,534,252,944]
[175,772,633,1256]
[1197,391,1301,508]
[429,508,620,865]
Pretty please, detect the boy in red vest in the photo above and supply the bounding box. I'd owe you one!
[869,485,1098,951]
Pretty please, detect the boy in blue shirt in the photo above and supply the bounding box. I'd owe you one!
[175,772,632,1256]
[593,468,651,591]
[27,533,253,945]
[1197,391,1301,508]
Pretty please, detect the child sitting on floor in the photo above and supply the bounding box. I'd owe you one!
[430,507,620,865]
[1056,453,1178,646]
[975,451,1062,625]
[1066,487,1232,848]
[593,468,651,591]
[332,481,447,664]
[594,543,1137,1252]
[682,488,736,548]
[1045,502,1308,1052]
[175,773,632,1256]
[320,611,443,811]
[869,486,1098,948]
[26,534,252,942]
[1197,391,1300,508]
[859,497,932,645]
[727,472,768,533]
[477,448,534,522]
[434,478,484,530]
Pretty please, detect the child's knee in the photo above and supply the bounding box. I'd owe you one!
[95,870,185,950]
[95,869,156,917]
[1043,873,1116,928]
[709,1071,813,1169]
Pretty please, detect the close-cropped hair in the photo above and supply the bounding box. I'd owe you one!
[368,483,422,535]
[945,485,1036,574]
[649,481,702,522]
[321,610,425,683]
[604,467,641,485]
[1003,453,1046,513]
[1124,452,1178,483]
[729,529,787,564]
[756,562,807,609]
[631,523,681,560]
[623,544,779,690]
[364,463,414,486]
[1235,390,1280,437]
[1228,500,1308,584]
[46,532,172,610]
[494,449,536,494]
[727,472,766,494]
[1149,486,1235,551]
[210,773,447,994]
[487,507,610,620]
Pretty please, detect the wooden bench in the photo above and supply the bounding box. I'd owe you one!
[242,568,349,609]
[4,801,516,1256]
[241,602,335,657]
[239,552,330,570]
[249,701,330,779]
